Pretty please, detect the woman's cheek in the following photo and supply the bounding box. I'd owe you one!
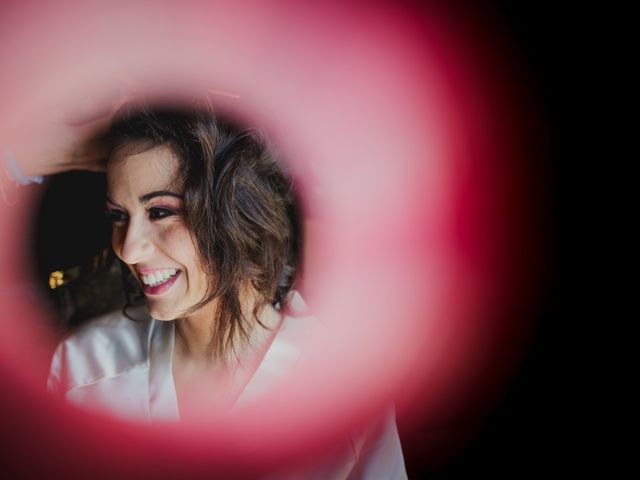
[158,222,194,253]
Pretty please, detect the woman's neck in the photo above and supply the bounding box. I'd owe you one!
[173,301,218,365]
[173,297,282,369]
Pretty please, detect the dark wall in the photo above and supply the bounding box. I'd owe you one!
[31,171,127,333]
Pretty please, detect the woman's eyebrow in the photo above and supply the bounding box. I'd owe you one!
[139,190,184,204]
[105,196,122,208]
[105,191,183,207]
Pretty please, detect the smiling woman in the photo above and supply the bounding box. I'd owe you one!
[48,103,301,414]
[103,105,299,358]
[45,102,408,478]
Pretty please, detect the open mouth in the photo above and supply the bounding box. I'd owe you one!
[139,269,181,296]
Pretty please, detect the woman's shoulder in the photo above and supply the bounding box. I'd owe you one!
[48,305,156,392]
[69,304,151,341]
[62,305,153,358]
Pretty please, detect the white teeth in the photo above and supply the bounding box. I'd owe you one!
[140,269,179,286]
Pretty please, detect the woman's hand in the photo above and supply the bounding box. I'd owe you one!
[5,84,132,178]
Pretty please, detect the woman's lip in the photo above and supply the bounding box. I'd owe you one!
[142,270,181,296]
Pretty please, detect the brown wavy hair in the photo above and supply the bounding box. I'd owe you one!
[104,102,302,359]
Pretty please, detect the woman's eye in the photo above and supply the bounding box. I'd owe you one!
[148,208,175,220]
[105,209,127,223]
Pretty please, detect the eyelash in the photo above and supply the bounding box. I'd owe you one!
[105,207,177,223]
[148,207,175,220]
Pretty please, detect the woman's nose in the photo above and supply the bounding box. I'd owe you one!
[114,219,154,265]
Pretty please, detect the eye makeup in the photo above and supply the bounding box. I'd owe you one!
[147,206,180,220]
[104,207,127,223]
[145,194,184,218]
[104,197,184,224]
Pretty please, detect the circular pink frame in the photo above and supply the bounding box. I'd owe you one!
[0,1,537,477]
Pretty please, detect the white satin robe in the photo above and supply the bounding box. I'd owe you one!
[47,298,408,479]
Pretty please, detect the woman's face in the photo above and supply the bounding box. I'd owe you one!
[106,145,210,320]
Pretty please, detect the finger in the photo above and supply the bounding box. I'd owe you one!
[63,81,132,126]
